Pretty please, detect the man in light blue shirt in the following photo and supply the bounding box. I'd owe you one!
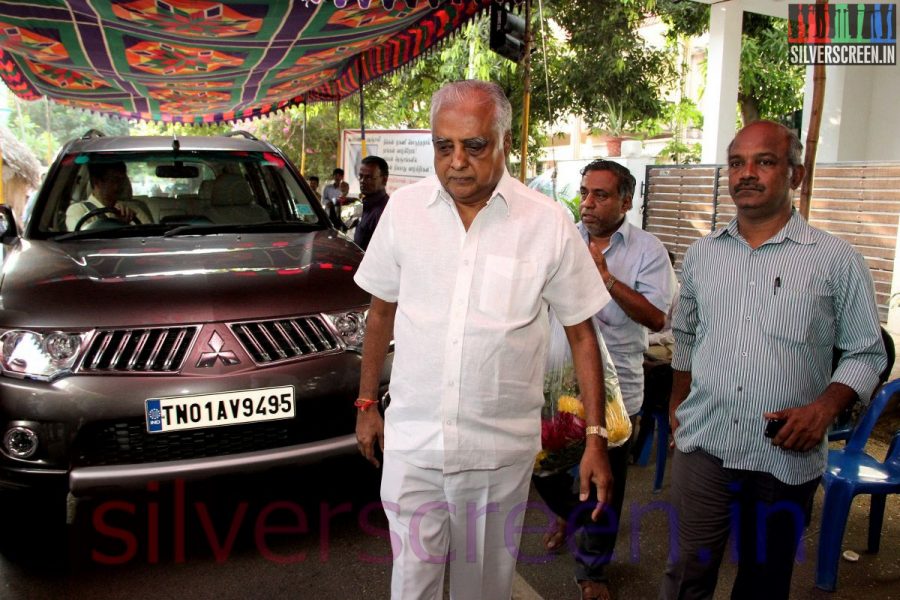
[577,160,675,599]
[535,160,675,600]
[661,121,886,600]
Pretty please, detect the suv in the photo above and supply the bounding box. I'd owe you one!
[0,131,387,510]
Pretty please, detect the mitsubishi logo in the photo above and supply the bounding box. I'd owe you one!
[196,331,241,368]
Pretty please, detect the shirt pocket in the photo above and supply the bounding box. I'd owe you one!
[760,282,832,346]
[479,255,540,322]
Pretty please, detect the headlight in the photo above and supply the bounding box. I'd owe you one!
[323,310,367,351]
[0,329,89,381]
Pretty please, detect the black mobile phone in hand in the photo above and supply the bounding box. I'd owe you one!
[765,418,786,438]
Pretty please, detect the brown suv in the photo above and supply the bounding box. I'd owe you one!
[0,131,387,512]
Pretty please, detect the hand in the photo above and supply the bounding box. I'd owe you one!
[578,443,613,521]
[356,409,384,468]
[115,205,136,223]
[667,370,691,450]
[668,404,680,449]
[587,240,610,280]
[764,404,832,452]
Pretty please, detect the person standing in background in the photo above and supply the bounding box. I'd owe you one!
[353,155,390,250]
[661,120,886,600]
[534,159,676,600]
[308,175,321,201]
[322,168,345,230]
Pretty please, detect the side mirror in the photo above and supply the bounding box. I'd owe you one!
[0,205,18,245]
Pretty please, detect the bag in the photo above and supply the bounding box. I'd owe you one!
[534,310,632,476]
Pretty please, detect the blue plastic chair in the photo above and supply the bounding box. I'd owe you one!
[828,327,895,442]
[633,359,672,492]
[815,378,900,591]
[634,407,669,492]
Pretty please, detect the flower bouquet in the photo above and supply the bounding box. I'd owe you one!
[534,364,587,475]
[534,311,632,476]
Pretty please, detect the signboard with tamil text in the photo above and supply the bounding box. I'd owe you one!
[341,129,433,196]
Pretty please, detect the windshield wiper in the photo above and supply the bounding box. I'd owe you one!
[163,221,324,237]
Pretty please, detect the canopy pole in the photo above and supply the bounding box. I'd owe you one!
[336,99,342,169]
[359,82,367,159]
[13,96,26,142]
[518,0,532,182]
[44,96,52,165]
[300,100,307,175]
[799,0,827,220]
[537,0,558,199]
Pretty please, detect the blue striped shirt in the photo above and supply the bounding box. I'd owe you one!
[672,211,886,485]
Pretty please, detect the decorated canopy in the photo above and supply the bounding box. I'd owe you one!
[0,0,493,124]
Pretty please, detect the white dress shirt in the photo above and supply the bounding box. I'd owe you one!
[354,171,610,473]
[65,194,153,231]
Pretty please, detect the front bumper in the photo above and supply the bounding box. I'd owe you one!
[0,351,391,496]
[68,433,358,495]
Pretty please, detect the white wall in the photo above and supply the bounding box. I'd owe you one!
[864,64,900,161]
[802,63,900,162]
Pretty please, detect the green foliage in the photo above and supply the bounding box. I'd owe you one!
[737,19,804,124]
[7,95,129,165]
[558,193,581,222]
[657,0,710,39]
[658,3,805,126]
[543,1,675,134]
[658,138,701,164]
[652,97,703,163]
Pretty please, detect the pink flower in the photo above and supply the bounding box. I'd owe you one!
[541,412,586,452]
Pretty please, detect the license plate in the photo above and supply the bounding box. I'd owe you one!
[145,385,295,433]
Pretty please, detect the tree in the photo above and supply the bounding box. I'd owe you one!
[7,94,129,165]
[658,2,805,126]
[540,1,675,136]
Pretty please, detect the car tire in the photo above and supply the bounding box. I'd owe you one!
[0,488,68,553]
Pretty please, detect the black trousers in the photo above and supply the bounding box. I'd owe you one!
[532,428,634,582]
[659,449,819,600]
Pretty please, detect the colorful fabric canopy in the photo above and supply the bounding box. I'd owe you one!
[0,0,491,124]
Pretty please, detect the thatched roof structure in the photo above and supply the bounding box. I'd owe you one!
[0,125,41,187]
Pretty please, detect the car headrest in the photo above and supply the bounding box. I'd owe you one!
[198,179,215,202]
[211,174,253,207]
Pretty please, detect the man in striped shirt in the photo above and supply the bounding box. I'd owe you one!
[660,120,886,600]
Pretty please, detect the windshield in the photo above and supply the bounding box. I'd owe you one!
[29,149,326,239]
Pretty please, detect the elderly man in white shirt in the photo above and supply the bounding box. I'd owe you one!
[354,80,614,600]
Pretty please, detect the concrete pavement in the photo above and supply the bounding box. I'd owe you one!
[513,430,900,599]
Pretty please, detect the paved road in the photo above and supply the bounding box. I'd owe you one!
[1,443,897,599]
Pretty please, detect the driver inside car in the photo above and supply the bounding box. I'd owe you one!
[65,161,153,231]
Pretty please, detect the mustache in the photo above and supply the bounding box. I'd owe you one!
[734,183,764,192]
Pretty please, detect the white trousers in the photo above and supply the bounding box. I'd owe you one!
[380,454,534,600]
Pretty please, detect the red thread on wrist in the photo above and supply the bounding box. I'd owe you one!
[354,398,378,412]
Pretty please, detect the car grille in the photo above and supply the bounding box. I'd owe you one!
[79,327,197,373]
[230,316,340,365]
[72,402,355,468]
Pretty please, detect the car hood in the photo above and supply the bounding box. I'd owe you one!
[0,231,369,328]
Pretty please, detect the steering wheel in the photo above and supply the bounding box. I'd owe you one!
[74,206,142,231]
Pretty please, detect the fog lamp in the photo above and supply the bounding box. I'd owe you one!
[3,426,38,459]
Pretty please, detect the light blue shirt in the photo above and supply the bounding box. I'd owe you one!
[578,219,676,415]
[322,183,342,205]
[672,211,886,484]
